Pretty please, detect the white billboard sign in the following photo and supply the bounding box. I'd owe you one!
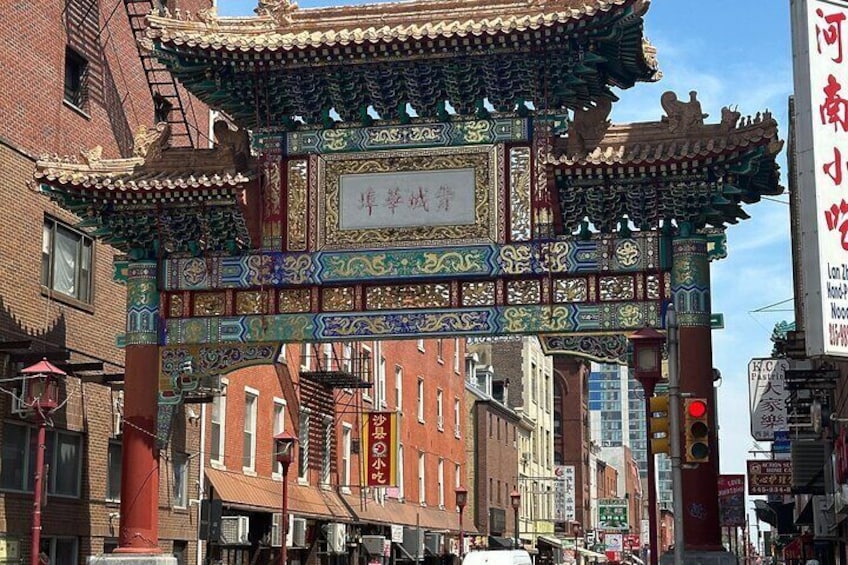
[748,358,790,440]
[554,465,576,522]
[792,0,848,357]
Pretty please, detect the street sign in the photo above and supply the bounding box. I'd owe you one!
[710,313,725,329]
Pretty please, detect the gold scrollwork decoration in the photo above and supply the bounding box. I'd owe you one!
[462,282,496,306]
[194,293,226,316]
[279,289,311,313]
[599,276,635,301]
[366,283,450,310]
[554,279,588,303]
[323,287,355,311]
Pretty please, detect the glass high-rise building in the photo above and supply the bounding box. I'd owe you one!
[588,363,672,510]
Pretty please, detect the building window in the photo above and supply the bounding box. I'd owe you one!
[298,411,310,482]
[438,458,445,508]
[321,418,333,486]
[395,366,403,410]
[0,423,82,497]
[397,444,405,500]
[436,389,444,431]
[417,339,425,352]
[211,393,225,466]
[455,463,461,491]
[323,343,334,370]
[64,46,87,108]
[106,441,121,502]
[42,217,93,303]
[273,399,286,476]
[343,342,353,372]
[453,338,461,373]
[341,424,352,493]
[417,378,425,423]
[377,355,387,408]
[362,345,373,401]
[173,453,188,508]
[418,452,426,505]
[454,398,461,438]
[530,362,537,404]
[301,343,313,371]
[243,390,258,471]
[437,339,444,363]
[41,537,79,565]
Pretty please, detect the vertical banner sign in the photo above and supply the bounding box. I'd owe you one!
[747,358,790,440]
[554,465,576,522]
[792,0,848,357]
[717,475,746,527]
[362,411,398,487]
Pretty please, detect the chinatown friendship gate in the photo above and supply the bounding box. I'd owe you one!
[32,0,782,561]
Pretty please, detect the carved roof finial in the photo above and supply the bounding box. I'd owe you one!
[133,122,172,162]
[255,0,299,24]
[660,90,708,133]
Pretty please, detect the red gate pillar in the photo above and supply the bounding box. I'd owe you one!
[671,236,722,551]
[116,261,162,554]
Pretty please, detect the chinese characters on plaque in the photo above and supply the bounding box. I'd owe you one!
[747,460,792,495]
[554,465,576,523]
[747,358,789,441]
[363,411,398,487]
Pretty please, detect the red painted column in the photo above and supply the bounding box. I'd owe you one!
[672,236,722,551]
[116,262,162,554]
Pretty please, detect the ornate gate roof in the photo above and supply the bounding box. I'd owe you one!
[143,0,659,127]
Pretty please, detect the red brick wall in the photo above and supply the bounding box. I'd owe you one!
[0,0,211,562]
[471,402,520,536]
[554,356,591,528]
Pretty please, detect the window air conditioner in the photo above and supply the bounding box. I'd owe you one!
[219,515,250,545]
[326,523,346,554]
[11,379,28,416]
[271,513,284,547]
[288,517,307,547]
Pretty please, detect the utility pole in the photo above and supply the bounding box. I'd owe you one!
[666,304,685,565]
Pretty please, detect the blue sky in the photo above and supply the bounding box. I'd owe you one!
[218,0,794,533]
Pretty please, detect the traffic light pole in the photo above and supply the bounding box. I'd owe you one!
[666,304,684,565]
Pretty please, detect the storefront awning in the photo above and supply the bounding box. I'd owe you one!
[205,468,352,522]
[536,535,563,548]
[575,547,607,562]
[341,492,465,532]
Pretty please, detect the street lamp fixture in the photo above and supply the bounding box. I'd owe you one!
[628,327,665,565]
[275,431,298,565]
[455,486,468,557]
[510,489,521,550]
[20,359,65,565]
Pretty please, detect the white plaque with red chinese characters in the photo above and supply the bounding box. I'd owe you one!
[792,0,848,356]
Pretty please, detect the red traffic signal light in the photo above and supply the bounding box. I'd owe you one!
[684,398,710,463]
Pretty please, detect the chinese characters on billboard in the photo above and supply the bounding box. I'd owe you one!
[363,411,398,487]
[747,358,789,440]
[717,475,746,527]
[792,0,848,356]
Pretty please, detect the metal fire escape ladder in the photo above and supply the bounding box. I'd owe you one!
[122,0,194,147]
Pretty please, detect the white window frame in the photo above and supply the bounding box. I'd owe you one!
[454,398,461,439]
[106,440,121,502]
[301,342,313,372]
[243,387,259,473]
[418,451,426,506]
[172,452,188,508]
[362,344,373,402]
[323,342,334,371]
[0,423,82,498]
[397,444,405,501]
[453,338,461,374]
[455,463,461,492]
[436,389,444,431]
[272,397,287,478]
[298,409,311,483]
[341,423,352,494]
[343,342,353,373]
[41,216,93,304]
[276,344,287,364]
[437,339,444,363]
[210,382,227,468]
[417,377,425,423]
[437,458,445,509]
[395,365,403,411]
[321,416,333,487]
[417,339,425,352]
[377,354,387,408]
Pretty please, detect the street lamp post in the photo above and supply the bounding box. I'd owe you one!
[20,359,63,565]
[455,486,468,558]
[628,327,664,565]
[275,431,298,565]
[510,490,521,550]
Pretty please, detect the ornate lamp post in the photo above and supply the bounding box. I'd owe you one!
[275,431,298,565]
[20,359,63,565]
[627,327,665,565]
[455,486,468,558]
[510,489,521,550]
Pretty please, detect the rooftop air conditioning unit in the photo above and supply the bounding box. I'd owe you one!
[288,517,307,547]
[220,515,250,545]
[327,523,346,554]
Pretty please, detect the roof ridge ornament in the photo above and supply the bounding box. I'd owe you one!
[565,97,612,156]
[660,90,708,133]
[255,0,299,25]
[133,122,171,163]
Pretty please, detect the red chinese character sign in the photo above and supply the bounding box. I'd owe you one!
[793,0,848,356]
[362,411,398,487]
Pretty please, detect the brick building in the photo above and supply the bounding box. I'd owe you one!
[198,338,468,564]
[0,0,210,562]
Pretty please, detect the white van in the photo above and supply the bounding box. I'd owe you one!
[461,550,533,565]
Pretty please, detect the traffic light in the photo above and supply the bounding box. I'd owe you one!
[648,394,670,454]
[684,398,710,463]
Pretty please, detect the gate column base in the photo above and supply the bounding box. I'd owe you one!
[87,555,177,565]
[660,550,736,565]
